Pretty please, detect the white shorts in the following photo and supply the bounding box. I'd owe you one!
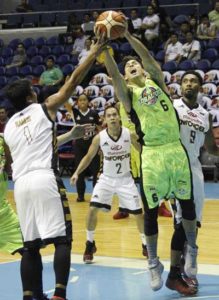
[14,169,72,247]
[175,163,204,224]
[90,173,143,214]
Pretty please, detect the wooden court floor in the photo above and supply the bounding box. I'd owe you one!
[1,190,219,265]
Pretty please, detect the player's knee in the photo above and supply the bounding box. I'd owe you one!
[23,246,40,258]
[178,199,196,220]
[54,241,72,251]
[144,207,159,236]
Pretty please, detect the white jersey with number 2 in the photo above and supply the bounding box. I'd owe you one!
[99,127,131,178]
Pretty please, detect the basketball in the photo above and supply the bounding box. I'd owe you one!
[94,10,127,40]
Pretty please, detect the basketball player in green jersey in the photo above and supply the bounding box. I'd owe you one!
[102,29,198,296]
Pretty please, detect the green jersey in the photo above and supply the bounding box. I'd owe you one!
[129,78,180,146]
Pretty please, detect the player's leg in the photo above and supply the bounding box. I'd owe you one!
[139,146,167,291]
[116,175,147,257]
[52,241,72,300]
[83,206,99,263]
[166,144,198,295]
[74,144,86,202]
[84,174,113,263]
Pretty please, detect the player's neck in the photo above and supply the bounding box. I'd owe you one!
[182,96,198,109]
[107,126,121,138]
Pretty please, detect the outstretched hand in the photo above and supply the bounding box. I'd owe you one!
[70,124,95,140]
[70,173,78,186]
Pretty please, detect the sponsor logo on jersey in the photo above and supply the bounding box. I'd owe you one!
[93,194,99,199]
[76,116,80,120]
[89,117,94,120]
[187,111,197,118]
[124,139,129,143]
[139,86,161,105]
[180,119,205,132]
[105,153,130,161]
[111,145,122,151]
[102,141,109,146]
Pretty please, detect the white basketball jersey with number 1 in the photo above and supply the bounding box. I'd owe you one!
[99,127,131,177]
[174,98,210,165]
[4,103,56,181]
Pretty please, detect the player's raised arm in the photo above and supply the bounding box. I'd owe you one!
[46,37,104,120]
[70,134,100,185]
[124,30,168,93]
[103,48,132,113]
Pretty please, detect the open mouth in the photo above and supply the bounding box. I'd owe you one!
[130,69,137,75]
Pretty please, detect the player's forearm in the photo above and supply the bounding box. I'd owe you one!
[57,131,73,147]
[104,50,131,112]
[75,155,93,176]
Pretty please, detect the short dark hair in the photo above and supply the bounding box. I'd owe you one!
[122,55,143,74]
[46,56,55,62]
[181,71,203,86]
[5,79,33,111]
[104,105,119,116]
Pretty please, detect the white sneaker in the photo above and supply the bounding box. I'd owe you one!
[148,257,164,291]
[184,244,198,278]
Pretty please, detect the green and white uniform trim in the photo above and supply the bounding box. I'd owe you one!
[0,136,23,254]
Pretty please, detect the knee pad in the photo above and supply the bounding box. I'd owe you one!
[178,200,196,220]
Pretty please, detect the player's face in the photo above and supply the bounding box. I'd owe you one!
[213,127,219,147]
[77,95,89,109]
[181,74,200,99]
[125,60,144,81]
[104,107,120,127]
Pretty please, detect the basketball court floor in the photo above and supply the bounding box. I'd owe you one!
[0,180,219,300]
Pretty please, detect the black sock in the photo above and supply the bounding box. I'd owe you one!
[53,243,71,299]
[21,248,40,295]
[33,252,44,298]
[169,266,181,278]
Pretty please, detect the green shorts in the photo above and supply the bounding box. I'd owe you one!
[0,173,23,254]
[140,141,192,209]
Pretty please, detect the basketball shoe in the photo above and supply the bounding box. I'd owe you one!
[83,240,97,263]
[166,273,198,295]
[148,257,164,291]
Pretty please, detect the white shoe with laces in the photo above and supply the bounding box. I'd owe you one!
[184,244,198,278]
[148,257,164,291]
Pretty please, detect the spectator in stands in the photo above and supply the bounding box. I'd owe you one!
[81,13,95,37]
[130,9,142,39]
[189,15,198,36]
[150,0,172,41]
[6,43,26,69]
[92,11,99,22]
[176,21,190,43]
[71,28,87,56]
[0,106,9,133]
[141,5,160,50]
[59,13,81,44]
[16,0,33,12]
[164,33,182,64]
[208,1,219,33]
[39,56,64,102]
[181,32,201,61]
[197,14,217,40]
[78,38,92,65]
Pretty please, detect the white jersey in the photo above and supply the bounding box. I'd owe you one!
[174,98,210,165]
[4,103,57,181]
[99,127,131,178]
